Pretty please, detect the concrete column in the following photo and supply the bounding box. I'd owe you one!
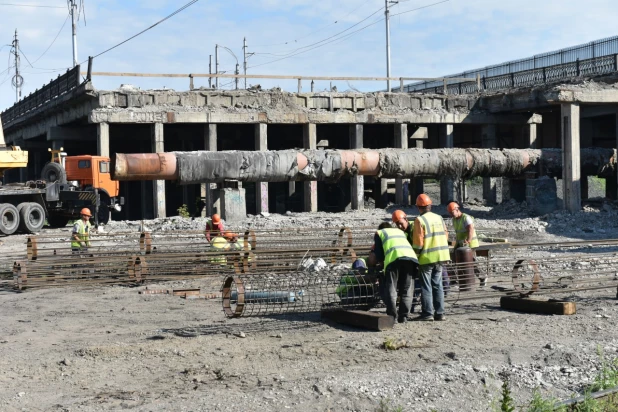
[303,123,318,212]
[409,139,425,204]
[481,124,502,204]
[524,123,537,149]
[201,124,218,217]
[374,179,388,208]
[561,103,581,212]
[151,122,166,218]
[439,124,455,205]
[254,124,268,214]
[97,122,110,157]
[394,124,408,205]
[611,113,618,200]
[349,124,364,210]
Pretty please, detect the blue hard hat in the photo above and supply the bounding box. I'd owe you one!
[352,258,367,270]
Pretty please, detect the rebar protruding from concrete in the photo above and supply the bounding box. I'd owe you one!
[112,147,616,183]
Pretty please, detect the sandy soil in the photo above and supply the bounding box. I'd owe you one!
[1,199,618,411]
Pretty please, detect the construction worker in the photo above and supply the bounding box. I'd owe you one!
[71,208,92,254]
[371,222,418,324]
[412,194,450,321]
[209,234,230,265]
[336,258,378,306]
[205,214,224,242]
[224,231,243,251]
[447,201,486,287]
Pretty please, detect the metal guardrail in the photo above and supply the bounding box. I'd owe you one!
[407,54,618,95]
[0,65,82,125]
[405,35,618,92]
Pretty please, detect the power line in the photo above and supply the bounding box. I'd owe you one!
[251,0,376,48]
[252,6,385,59]
[28,13,70,66]
[0,2,64,8]
[87,0,200,62]
[248,0,449,70]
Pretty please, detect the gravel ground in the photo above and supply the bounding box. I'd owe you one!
[1,194,618,411]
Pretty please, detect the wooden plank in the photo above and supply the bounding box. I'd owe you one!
[321,309,395,331]
[171,288,200,296]
[500,296,577,315]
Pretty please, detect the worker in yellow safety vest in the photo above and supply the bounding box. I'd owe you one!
[411,194,450,321]
[71,208,93,254]
[209,235,230,265]
[447,201,486,287]
[371,222,418,324]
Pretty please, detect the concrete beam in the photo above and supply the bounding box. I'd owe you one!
[97,122,110,157]
[303,123,318,212]
[349,124,364,210]
[394,124,408,205]
[561,103,581,213]
[439,124,455,205]
[254,123,268,214]
[88,110,541,125]
[151,122,166,218]
[548,89,618,104]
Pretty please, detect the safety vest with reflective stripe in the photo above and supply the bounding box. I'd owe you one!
[413,212,450,265]
[71,219,92,249]
[453,213,479,248]
[378,228,418,271]
[209,236,229,265]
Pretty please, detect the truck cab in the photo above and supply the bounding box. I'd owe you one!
[64,155,119,197]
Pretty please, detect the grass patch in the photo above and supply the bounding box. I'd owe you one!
[376,398,404,412]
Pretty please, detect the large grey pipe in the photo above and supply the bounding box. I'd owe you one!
[111,148,616,183]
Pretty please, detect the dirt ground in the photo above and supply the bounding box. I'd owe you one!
[1,199,618,411]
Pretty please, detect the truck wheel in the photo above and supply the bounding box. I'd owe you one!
[47,215,70,228]
[41,162,67,184]
[0,204,20,235]
[18,202,45,233]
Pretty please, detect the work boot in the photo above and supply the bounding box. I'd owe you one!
[434,314,446,321]
[413,315,434,322]
[397,316,407,324]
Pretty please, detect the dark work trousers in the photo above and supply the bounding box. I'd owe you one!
[381,259,416,319]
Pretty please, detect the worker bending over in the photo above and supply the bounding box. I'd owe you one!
[205,214,224,242]
[371,222,418,324]
[71,208,92,254]
[411,194,449,321]
[447,201,486,287]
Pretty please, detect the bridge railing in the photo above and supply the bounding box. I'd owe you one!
[1,65,82,125]
[416,54,618,95]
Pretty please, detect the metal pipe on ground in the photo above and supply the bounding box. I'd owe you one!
[111,148,617,183]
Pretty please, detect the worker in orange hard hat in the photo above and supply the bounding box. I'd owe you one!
[391,209,413,243]
[71,208,93,254]
[447,201,486,287]
[411,194,450,321]
[224,231,243,251]
[205,213,224,242]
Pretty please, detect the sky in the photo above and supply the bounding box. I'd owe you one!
[0,0,617,111]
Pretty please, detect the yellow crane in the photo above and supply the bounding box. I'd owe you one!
[0,115,28,177]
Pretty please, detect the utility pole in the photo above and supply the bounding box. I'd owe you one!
[208,54,212,88]
[11,30,22,102]
[69,0,78,67]
[235,63,239,90]
[384,0,397,92]
[215,45,219,89]
[243,37,247,89]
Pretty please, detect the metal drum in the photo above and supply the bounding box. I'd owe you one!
[455,246,475,292]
